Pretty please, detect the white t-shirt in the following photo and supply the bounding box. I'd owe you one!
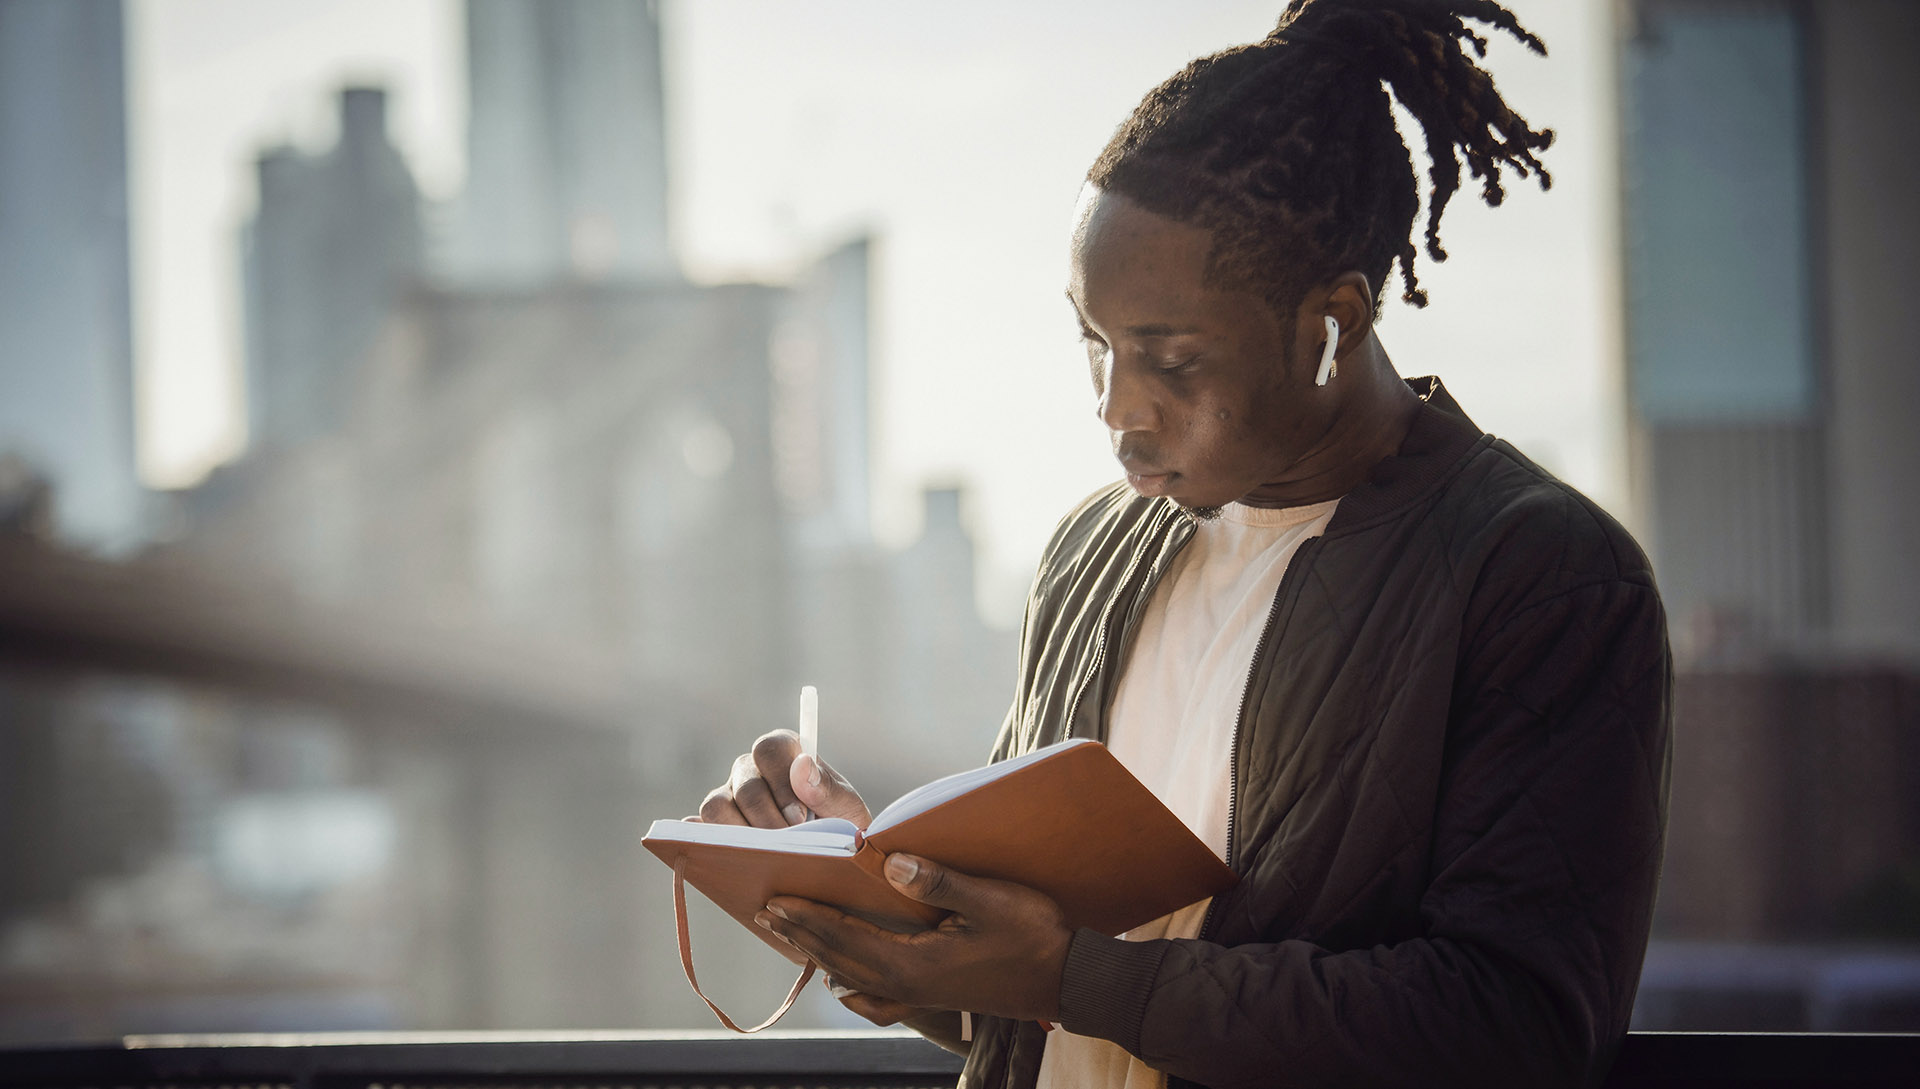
[1035,496,1339,1089]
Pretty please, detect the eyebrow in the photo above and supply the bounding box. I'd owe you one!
[1064,295,1201,338]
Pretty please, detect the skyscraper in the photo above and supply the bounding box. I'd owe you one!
[242,87,425,450]
[451,0,675,285]
[1621,2,1920,1013]
[0,0,141,548]
[1620,0,1920,659]
[773,237,872,550]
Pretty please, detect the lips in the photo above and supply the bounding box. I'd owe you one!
[1121,461,1176,496]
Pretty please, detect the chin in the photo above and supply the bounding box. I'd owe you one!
[1125,469,1231,515]
[1167,480,1238,512]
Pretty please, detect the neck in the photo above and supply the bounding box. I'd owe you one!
[1238,333,1421,508]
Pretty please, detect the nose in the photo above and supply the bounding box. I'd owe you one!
[1097,358,1160,434]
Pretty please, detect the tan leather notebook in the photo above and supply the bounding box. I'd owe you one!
[644,738,1238,966]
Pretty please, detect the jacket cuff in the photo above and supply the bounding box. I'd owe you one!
[1055,927,1166,1053]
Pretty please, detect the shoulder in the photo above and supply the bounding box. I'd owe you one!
[1353,380,1654,607]
[1012,481,1186,670]
[1397,442,1673,766]
[1032,481,1162,588]
[1455,438,1651,579]
[1437,438,1663,645]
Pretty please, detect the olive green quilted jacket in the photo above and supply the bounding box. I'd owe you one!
[961,379,1672,1089]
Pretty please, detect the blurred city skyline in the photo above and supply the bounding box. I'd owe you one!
[128,0,1621,621]
[4,0,1027,1035]
[7,0,1918,1042]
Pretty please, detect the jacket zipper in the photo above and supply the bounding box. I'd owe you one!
[1059,508,1174,743]
[1197,535,1324,943]
[1010,510,1174,1082]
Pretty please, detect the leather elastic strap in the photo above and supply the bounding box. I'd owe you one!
[673,857,815,1032]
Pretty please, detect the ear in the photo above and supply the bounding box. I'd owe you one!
[1318,273,1375,360]
[1290,272,1374,383]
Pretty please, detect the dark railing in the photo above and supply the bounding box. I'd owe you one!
[3,1031,1918,1088]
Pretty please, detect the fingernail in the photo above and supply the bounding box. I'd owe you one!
[754,912,774,930]
[807,756,823,789]
[766,902,790,920]
[783,802,809,825]
[885,854,919,884]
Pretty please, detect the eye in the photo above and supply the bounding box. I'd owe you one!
[1079,328,1109,362]
[1156,355,1199,375]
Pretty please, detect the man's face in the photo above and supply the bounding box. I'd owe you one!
[1068,186,1333,511]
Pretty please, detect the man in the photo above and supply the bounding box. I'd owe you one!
[700,3,1670,1086]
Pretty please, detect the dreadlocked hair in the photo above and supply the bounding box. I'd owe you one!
[1088,0,1554,316]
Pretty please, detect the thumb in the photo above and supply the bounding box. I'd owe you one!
[883,853,980,913]
[790,753,871,826]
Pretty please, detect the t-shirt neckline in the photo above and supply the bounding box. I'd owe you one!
[1216,497,1341,529]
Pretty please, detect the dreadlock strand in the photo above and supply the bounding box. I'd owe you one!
[1089,0,1552,313]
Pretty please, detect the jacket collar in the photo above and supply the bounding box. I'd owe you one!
[1320,376,1489,535]
[1124,378,1486,543]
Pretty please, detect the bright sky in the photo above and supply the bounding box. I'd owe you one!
[129,0,1621,622]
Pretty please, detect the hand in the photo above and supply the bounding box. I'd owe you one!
[755,852,1074,1023]
[692,730,870,829]
[820,980,971,1056]
[820,975,930,1027]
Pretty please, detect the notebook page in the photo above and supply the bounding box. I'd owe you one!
[644,817,861,856]
[866,738,1096,836]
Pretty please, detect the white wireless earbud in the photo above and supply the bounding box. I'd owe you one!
[1314,314,1340,386]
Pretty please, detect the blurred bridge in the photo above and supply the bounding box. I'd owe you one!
[0,535,632,735]
[0,533,756,1038]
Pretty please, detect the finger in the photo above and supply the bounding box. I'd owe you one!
[882,853,1005,915]
[756,909,865,989]
[839,991,921,1027]
[728,752,788,828]
[790,753,873,826]
[698,785,748,826]
[755,900,900,996]
[750,731,811,824]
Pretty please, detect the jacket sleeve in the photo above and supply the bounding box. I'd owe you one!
[1053,575,1672,1089]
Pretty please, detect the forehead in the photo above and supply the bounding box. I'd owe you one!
[1069,187,1220,321]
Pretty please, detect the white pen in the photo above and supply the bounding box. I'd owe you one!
[798,684,819,760]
